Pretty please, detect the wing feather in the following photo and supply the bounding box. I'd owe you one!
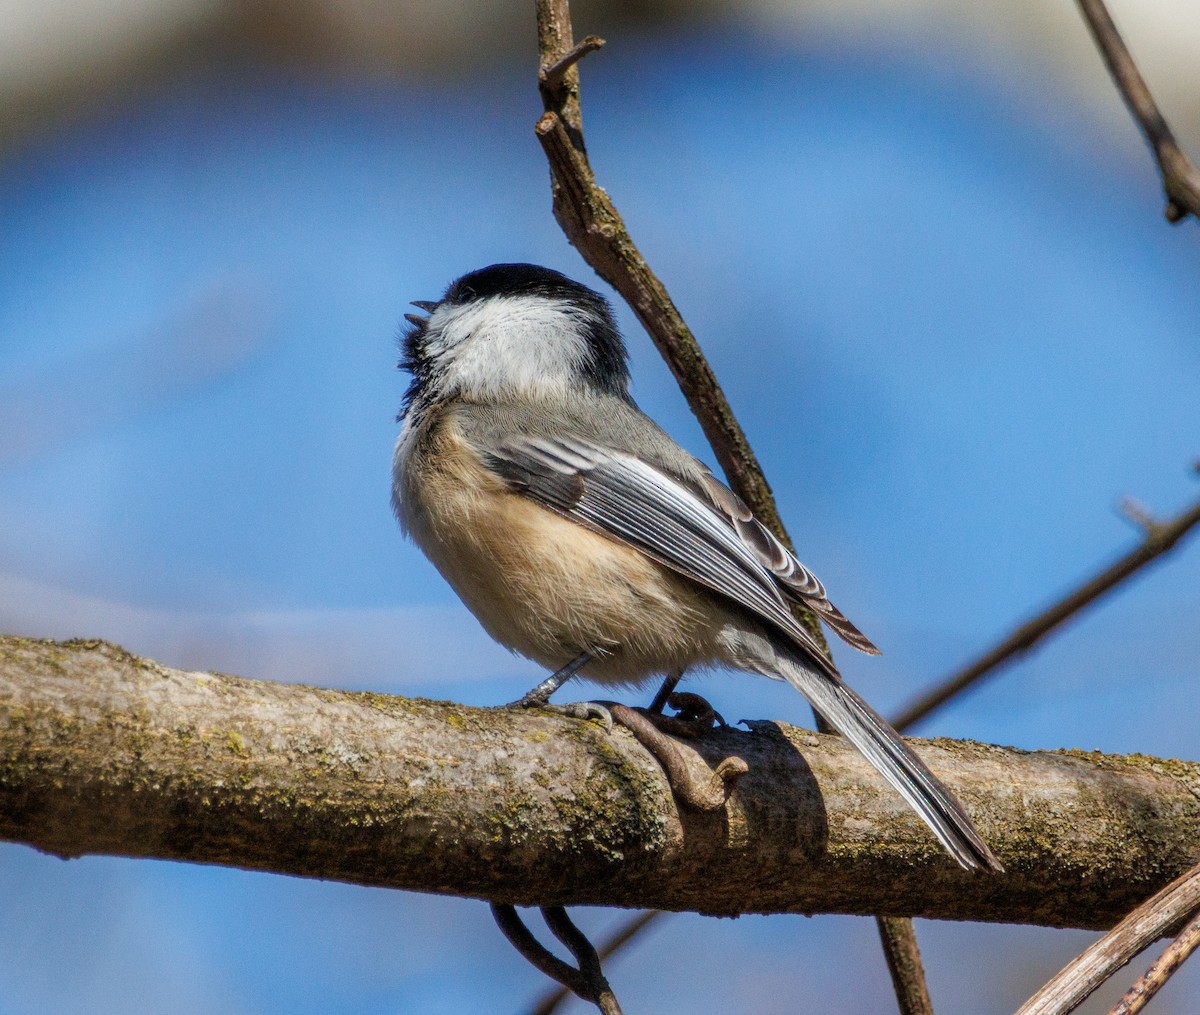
[479,434,849,672]
[688,469,880,654]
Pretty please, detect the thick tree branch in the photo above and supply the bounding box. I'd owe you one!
[3,634,1199,928]
[1076,0,1200,223]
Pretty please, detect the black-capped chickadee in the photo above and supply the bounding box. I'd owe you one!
[393,263,1001,873]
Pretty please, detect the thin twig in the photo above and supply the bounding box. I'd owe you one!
[876,915,934,1015]
[1016,861,1200,1015]
[531,4,939,1013]
[531,913,660,1015]
[1075,0,1200,223]
[1107,908,1200,1015]
[542,908,623,1015]
[892,486,1200,731]
[539,35,605,94]
[492,904,623,1015]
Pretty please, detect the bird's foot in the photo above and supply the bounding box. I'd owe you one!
[503,694,614,732]
[647,691,727,737]
[608,697,746,811]
[537,700,614,732]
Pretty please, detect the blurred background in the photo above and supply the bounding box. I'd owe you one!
[2,0,1199,1012]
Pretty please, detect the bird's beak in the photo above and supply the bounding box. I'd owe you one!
[405,300,437,328]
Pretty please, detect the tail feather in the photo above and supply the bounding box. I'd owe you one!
[778,652,1003,873]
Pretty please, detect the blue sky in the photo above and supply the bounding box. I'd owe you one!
[1,28,1198,1014]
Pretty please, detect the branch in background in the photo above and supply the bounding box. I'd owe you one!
[876,915,934,1015]
[1108,906,1200,1015]
[5,634,1200,926]
[1016,862,1200,1015]
[1075,0,1200,223]
[892,481,1200,731]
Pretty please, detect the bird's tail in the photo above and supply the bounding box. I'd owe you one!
[774,648,1003,873]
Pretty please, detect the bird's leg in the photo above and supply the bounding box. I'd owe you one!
[505,651,613,729]
[508,651,594,708]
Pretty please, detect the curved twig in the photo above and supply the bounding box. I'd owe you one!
[609,702,748,812]
[530,912,661,1015]
[492,905,623,1015]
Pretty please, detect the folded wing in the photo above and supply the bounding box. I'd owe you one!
[479,433,870,672]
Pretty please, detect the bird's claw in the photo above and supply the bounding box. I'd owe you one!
[638,691,727,739]
[540,700,614,732]
[504,696,614,732]
[608,702,747,811]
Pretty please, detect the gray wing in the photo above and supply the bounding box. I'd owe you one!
[477,433,852,673]
[685,466,880,655]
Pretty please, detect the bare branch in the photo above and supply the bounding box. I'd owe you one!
[1075,0,1200,223]
[543,907,623,1015]
[494,905,589,998]
[876,915,934,1015]
[530,912,660,1015]
[1017,862,1200,1015]
[3,634,1200,927]
[891,487,1200,731]
[1108,906,1200,1015]
[493,905,623,1015]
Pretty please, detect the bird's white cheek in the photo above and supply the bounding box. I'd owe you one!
[426,296,591,400]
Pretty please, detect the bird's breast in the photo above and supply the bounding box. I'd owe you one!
[394,409,723,685]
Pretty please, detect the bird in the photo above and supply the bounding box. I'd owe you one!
[392,262,1002,873]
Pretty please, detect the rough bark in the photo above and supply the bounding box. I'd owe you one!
[2,634,1198,929]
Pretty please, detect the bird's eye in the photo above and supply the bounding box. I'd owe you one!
[458,286,476,302]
